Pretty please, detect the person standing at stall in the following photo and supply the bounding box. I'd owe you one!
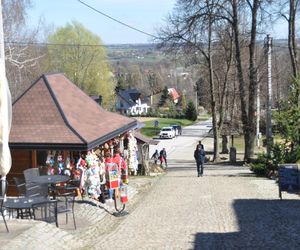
[194,144,206,177]
[113,148,127,176]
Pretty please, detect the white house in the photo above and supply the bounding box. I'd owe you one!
[116,89,150,116]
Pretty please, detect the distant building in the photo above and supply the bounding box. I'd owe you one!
[90,95,102,105]
[168,88,180,104]
[116,88,150,116]
[148,87,180,106]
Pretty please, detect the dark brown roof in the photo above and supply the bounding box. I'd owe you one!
[134,131,159,145]
[9,73,137,150]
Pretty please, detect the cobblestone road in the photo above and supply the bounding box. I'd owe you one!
[2,120,300,249]
[94,163,300,250]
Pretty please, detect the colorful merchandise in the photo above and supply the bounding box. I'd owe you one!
[120,185,128,203]
[127,131,138,175]
[106,162,119,189]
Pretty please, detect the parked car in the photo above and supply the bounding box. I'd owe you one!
[159,127,175,139]
[171,125,182,136]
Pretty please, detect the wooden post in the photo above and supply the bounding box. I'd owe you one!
[31,150,37,168]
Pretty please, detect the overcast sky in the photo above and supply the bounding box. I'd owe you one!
[28,0,290,45]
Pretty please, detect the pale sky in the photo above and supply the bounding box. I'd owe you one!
[27,0,290,45]
[28,0,176,44]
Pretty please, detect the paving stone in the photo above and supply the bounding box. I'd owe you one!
[2,165,300,249]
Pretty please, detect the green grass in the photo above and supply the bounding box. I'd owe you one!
[198,114,211,121]
[140,118,196,137]
[231,136,244,152]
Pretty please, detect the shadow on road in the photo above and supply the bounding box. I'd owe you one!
[193,199,300,249]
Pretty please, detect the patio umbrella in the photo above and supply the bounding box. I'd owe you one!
[0,75,12,176]
[0,2,12,178]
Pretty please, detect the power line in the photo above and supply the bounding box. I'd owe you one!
[5,41,108,47]
[77,0,158,39]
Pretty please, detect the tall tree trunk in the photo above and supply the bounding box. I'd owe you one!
[208,16,220,162]
[217,28,234,146]
[232,0,248,161]
[246,0,260,161]
[288,0,298,78]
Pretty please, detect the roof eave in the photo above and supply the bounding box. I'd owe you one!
[9,120,137,151]
[9,142,87,151]
[86,120,137,150]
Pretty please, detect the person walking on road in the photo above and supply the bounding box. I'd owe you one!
[159,148,167,168]
[151,150,159,164]
[194,144,205,177]
[198,140,204,151]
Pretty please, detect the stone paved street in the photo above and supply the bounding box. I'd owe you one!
[93,163,300,249]
[1,121,300,249]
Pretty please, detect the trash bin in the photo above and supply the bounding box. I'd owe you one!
[230,147,236,163]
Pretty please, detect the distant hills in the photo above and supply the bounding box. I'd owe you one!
[106,43,164,63]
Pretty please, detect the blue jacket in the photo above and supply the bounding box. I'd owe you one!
[194,149,205,163]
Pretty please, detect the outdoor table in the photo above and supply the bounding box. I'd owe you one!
[30,175,70,199]
[5,196,49,219]
[30,175,70,185]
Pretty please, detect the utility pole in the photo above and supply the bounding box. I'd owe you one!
[195,89,198,113]
[264,34,272,155]
[256,70,260,147]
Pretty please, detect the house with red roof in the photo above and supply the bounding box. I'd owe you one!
[168,88,180,104]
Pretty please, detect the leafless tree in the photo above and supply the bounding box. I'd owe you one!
[277,0,299,78]
[3,0,47,101]
[157,0,237,161]
[219,0,274,161]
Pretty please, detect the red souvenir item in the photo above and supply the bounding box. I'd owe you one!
[120,185,128,203]
[105,162,119,189]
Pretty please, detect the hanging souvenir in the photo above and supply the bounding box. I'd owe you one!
[127,131,138,175]
[57,153,65,175]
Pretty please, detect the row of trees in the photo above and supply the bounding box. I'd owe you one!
[157,0,299,162]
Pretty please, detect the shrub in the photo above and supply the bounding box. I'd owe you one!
[249,162,267,176]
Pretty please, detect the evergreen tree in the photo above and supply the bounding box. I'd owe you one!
[185,101,197,121]
[159,86,169,107]
[115,73,127,93]
[180,92,187,111]
[273,77,300,162]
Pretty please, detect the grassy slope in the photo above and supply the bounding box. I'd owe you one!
[140,118,195,137]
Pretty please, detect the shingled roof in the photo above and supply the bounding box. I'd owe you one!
[9,73,137,150]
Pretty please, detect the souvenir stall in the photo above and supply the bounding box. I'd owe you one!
[8,73,137,196]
